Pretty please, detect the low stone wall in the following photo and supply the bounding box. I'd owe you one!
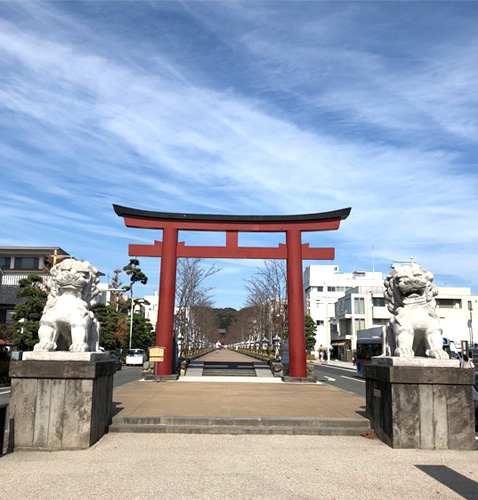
[9,359,115,450]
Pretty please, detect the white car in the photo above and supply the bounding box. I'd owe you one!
[126,349,147,366]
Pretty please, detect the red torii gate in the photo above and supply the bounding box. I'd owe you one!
[114,204,351,379]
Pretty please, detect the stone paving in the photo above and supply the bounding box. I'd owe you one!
[113,349,366,420]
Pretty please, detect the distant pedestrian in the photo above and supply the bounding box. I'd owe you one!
[216,341,221,352]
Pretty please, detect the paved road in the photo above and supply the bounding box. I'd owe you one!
[0,365,141,406]
[313,363,366,398]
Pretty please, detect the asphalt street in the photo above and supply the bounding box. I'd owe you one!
[313,363,366,398]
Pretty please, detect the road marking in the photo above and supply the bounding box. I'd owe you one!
[0,390,11,395]
[341,375,366,383]
[315,364,357,373]
[324,376,336,381]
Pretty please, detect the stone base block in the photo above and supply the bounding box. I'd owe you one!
[141,373,179,382]
[22,351,110,362]
[364,363,475,450]
[281,376,317,384]
[9,360,116,450]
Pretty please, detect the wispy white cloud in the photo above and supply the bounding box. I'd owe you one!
[0,1,477,307]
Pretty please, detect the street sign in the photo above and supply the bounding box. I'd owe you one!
[149,346,165,362]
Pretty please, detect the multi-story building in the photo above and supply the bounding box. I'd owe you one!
[334,285,478,360]
[0,247,70,326]
[334,286,389,360]
[303,265,383,357]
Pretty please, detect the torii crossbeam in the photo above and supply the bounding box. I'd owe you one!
[114,204,351,379]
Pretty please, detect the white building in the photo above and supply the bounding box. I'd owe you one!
[0,247,70,326]
[334,285,478,359]
[303,265,383,357]
[435,288,478,347]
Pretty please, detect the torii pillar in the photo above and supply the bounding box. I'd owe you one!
[114,205,351,379]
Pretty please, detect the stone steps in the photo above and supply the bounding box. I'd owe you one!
[202,361,257,377]
[109,415,371,436]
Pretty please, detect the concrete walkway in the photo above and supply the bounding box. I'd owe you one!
[1,433,477,500]
[113,349,365,419]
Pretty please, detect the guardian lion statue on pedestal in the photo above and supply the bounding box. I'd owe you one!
[383,263,448,359]
[34,259,100,352]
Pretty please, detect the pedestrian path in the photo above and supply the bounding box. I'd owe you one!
[182,348,283,383]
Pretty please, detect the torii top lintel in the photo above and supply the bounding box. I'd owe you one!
[113,204,351,232]
[114,204,351,260]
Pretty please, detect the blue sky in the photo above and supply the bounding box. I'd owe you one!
[1,1,477,309]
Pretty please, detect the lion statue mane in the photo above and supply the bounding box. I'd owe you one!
[382,263,448,359]
[34,259,101,353]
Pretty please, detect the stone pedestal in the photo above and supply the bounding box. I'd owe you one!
[364,359,475,450]
[9,359,116,450]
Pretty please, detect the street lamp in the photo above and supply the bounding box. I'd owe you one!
[129,297,145,350]
[273,334,281,359]
[177,332,184,359]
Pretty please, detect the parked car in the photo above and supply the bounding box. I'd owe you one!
[473,371,478,431]
[126,349,147,366]
[109,352,122,371]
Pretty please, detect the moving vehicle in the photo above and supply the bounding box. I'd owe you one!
[126,349,147,366]
[356,337,382,376]
[109,352,122,371]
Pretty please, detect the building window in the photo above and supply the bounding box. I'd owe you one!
[354,298,365,314]
[317,286,323,292]
[316,320,324,326]
[0,257,11,269]
[0,309,14,325]
[372,297,385,307]
[436,299,462,309]
[344,298,351,314]
[14,257,40,270]
[355,319,365,331]
[327,286,335,292]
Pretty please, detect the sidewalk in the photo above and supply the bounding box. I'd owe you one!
[1,433,477,499]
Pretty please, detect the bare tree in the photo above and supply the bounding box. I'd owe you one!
[109,268,127,313]
[175,258,221,349]
[244,260,288,343]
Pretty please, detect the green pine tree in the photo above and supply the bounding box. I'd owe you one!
[11,274,48,350]
[304,314,317,354]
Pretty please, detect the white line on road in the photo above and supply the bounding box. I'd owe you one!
[341,375,365,383]
[0,390,11,395]
[324,376,336,381]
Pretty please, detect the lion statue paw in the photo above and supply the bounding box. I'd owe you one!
[34,341,57,352]
[394,347,414,358]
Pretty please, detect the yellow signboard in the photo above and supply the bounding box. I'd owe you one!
[149,346,165,362]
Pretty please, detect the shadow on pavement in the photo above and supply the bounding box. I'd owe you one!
[415,465,478,500]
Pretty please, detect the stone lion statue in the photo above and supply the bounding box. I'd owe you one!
[382,263,448,359]
[34,259,101,352]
